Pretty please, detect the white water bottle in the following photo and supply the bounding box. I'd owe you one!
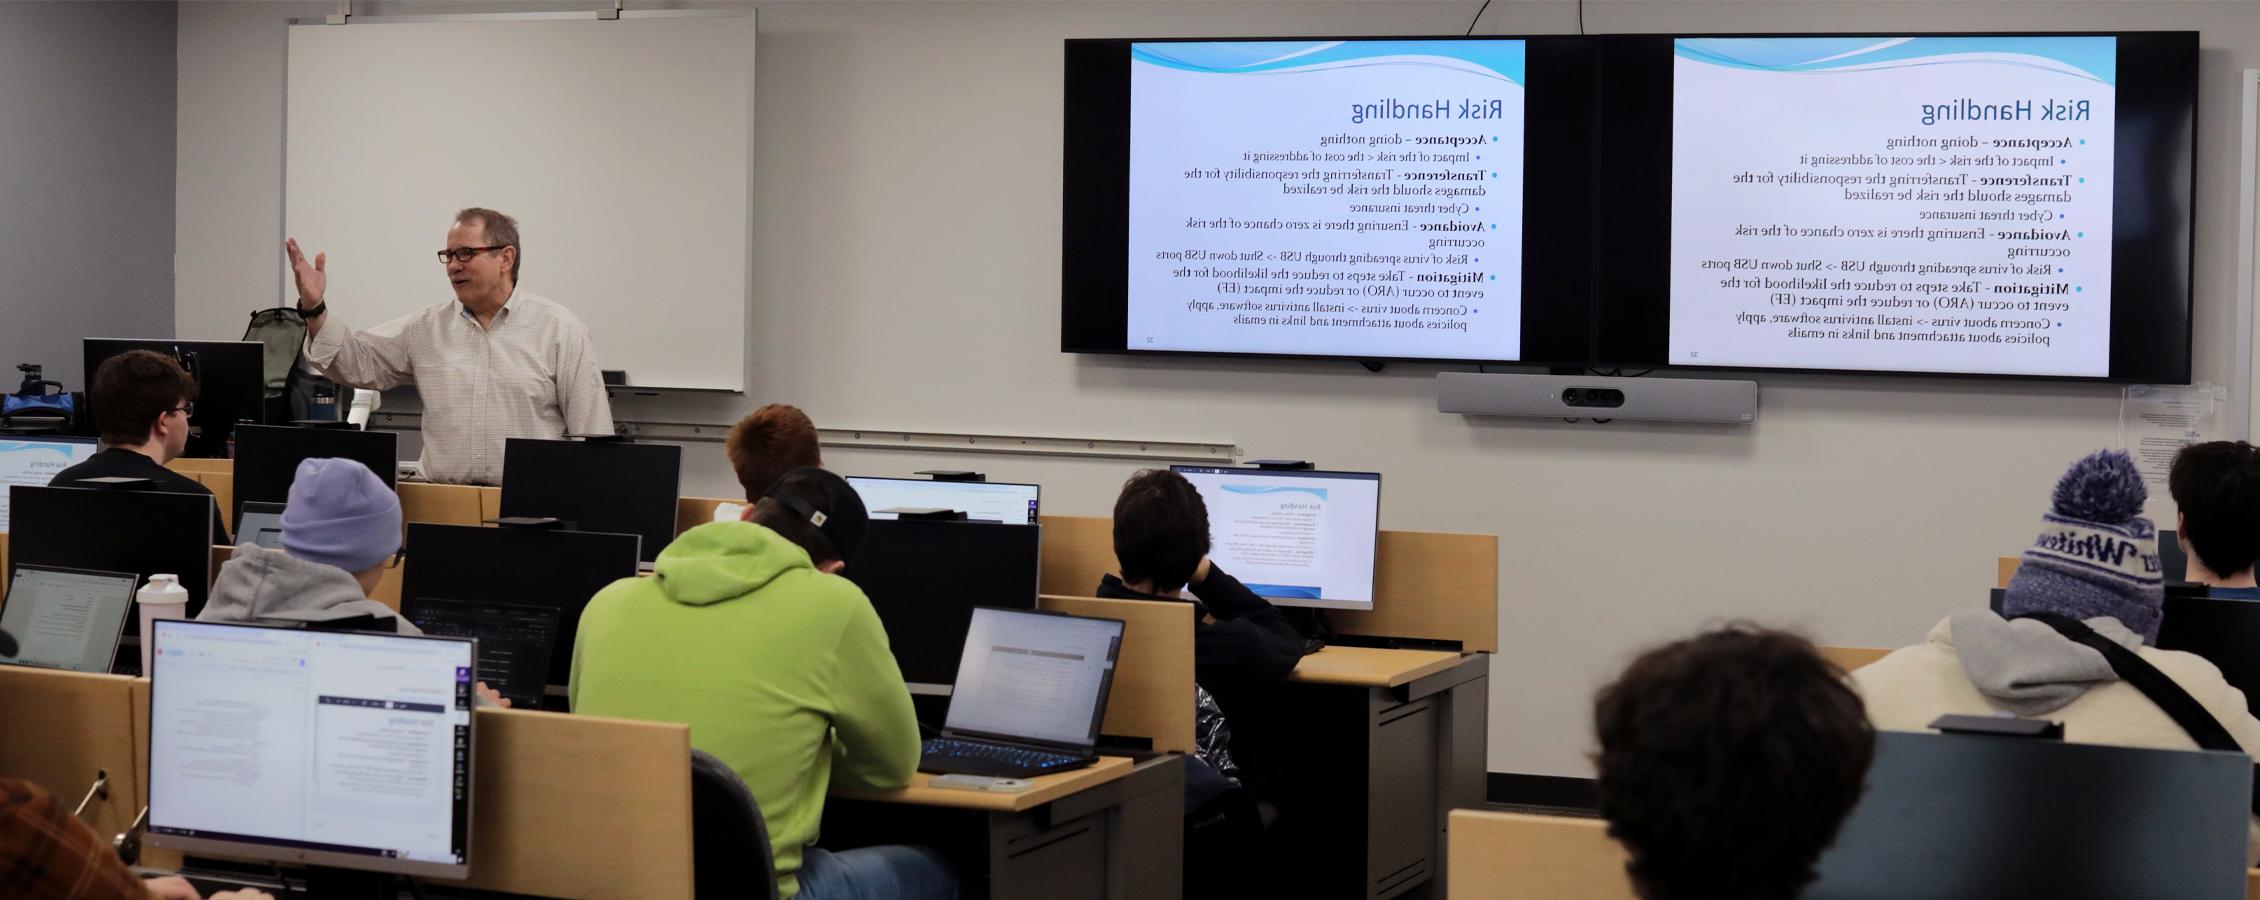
[136,574,190,676]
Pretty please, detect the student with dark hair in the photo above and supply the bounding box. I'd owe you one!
[50,349,227,539]
[2169,441,2260,599]
[1593,625,1874,900]
[1096,469,1303,897]
[1096,469,1305,789]
[570,467,952,900]
[725,404,824,501]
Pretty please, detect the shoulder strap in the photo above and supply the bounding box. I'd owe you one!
[2019,611,2244,753]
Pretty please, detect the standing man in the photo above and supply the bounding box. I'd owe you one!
[286,208,613,485]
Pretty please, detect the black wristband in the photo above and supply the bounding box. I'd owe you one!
[300,300,326,319]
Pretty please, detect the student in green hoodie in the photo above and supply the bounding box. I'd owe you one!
[570,467,954,900]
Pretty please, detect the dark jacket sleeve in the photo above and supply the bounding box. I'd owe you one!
[1187,564,1305,684]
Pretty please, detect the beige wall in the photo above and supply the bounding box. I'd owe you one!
[175,0,2260,777]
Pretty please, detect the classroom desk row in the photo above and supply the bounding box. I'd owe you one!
[1442,809,2260,900]
[0,662,1183,900]
[5,458,1504,899]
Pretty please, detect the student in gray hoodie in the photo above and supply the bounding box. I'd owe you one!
[197,457,409,631]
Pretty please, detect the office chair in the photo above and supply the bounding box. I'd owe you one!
[690,748,780,900]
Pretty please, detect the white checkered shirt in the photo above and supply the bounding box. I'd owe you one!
[305,289,614,485]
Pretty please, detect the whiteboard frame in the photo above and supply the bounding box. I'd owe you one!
[280,7,754,393]
[2238,68,2259,441]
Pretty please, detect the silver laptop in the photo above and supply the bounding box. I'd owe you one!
[236,501,286,550]
[0,565,140,673]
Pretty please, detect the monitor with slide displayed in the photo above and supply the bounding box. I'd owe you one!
[1063,36,1601,366]
[0,565,139,673]
[847,476,1040,524]
[146,619,477,879]
[0,437,96,532]
[1600,31,2195,382]
[1170,466,1380,610]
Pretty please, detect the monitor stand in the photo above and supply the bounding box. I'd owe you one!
[306,866,393,900]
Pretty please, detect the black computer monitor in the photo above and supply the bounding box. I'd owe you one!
[497,439,681,565]
[399,523,641,693]
[231,424,398,530]
[2161,528,2192,584]
[2156,594,2260,719]
[6,484,215,672]
[83,339,267,459]
[1809,731,2251,900]
[844,518,1042,690]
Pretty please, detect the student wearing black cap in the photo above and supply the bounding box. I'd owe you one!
[569,467,954,900]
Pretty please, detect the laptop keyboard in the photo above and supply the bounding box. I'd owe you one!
[921,738,1089,778]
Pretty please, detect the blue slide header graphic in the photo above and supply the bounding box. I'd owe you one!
[1675,36,2115,86]
[1133,40,1525,86]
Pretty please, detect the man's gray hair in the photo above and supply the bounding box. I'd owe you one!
[455,207,521,284]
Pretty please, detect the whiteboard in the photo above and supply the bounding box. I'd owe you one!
[285,12,752,391]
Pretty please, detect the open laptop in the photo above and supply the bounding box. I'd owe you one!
[919,607,1124,779]
[0,565,140,673]
[235,501,286,550]
[406,597,560,710]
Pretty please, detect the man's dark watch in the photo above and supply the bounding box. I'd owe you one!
[301,300,327,318]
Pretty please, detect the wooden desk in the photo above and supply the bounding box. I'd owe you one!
[1445,810,1631,900]
[0,666,148,841]
[1290,646,1463,687]
[826,754,1185,900]
[1258,650,1489,900]
[834,756,1136,813]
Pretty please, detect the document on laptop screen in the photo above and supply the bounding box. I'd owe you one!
[945,610,1122,746]
[0,568,135,672]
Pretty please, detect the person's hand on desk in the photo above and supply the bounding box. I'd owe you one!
[145,875,276,900]
[475,680,510,708]
[284,238,327,308]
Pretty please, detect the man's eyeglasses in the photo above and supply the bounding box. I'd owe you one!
[167,402,195,417]
[436,246,508,265]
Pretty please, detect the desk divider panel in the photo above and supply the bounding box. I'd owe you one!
[1038,594,1196,754]
[1446,809,1633,900]
[1037,515,1499,652]
[0,533,10,604]
[166,458,234,476]
[678,496,734,536]
[399,482,488,526]
[1818,645,1891,672]
[459,709,695,900]
[0,666,147,841]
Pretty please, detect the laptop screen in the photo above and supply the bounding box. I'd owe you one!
[238,502,287,550]
[944,608,1123,748]
[0,565,140,673]
[406,598,559,710]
